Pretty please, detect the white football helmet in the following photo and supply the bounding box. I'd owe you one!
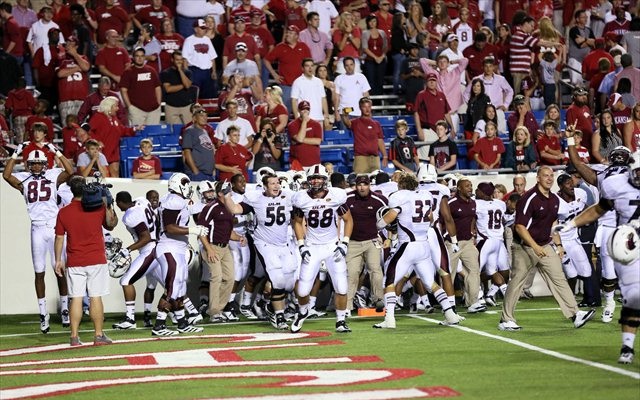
[105,237,122,260]
[255,166,276,183]
[276,171,290,185]
[289,170,307,191]
[305,164,328,191]
[168,173,193,199]
[608,146,632,166]
[185,244,199,270]
[108,250,132,278]
[26,150,48,175]
[628,151,640,188]
[607,224,640,265]
[197,180,216,203]
[417,163,438,183]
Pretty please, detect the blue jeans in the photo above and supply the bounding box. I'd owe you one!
[483,19,495,32]
[543,83,556,108]
[261,63,270,91]
[189,66,217,99]
[176,14,197,40]
[363,59,387,96]
[280,84,292,111]
[392,53,405,94]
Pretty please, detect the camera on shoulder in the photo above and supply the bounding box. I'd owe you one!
[81,173,114,211]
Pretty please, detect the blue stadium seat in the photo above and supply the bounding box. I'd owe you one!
[121,136,141,149]
[159,135,180,150]
[457,143,468,158]
[320,148,347,164]
[120,148,140,160]
[172,124,184,136]
[323,129,352,145]
[160,172,174,180]
[141,124,172,136]
[159,154,183,172]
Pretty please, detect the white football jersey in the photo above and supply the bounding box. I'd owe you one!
[231,191,250,234]
[594,164,627,227]
[600,173,640,225]
[158,192,190,249]
[373,181,398,199]
[57,182,73,209]
[242,189,293,245]
[475,198,507,239]
[13,168,63,223]
[122,197,157,252]
[292,187,347,245]
[389,189,434,243]
[556,188,588,241]
[418,182,451,223]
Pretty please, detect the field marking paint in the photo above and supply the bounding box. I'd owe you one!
[0,368,423,399]
[200,386,460,400]
[410,315,640,380]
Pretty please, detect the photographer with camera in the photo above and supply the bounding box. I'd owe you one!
[251,118,283,172]
[54,175,119,346]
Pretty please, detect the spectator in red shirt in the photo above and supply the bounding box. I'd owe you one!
[51,0,72,38]
[565,86,594,154]
[132,138,162,179]
[61,117,90,163]
[472,121,505,169]
[120,47,162,125]
[414,73,455,143]
[21,122,57,168]
[537,120,565,165]
[77,76,127,125]
[56,36,91,123]
[26,99,55,142]
[462,31,498,83]
[95,0,130,45]
[507,94,541,141]
[95,29,131,90]
[0,3,25,62]
[287,100,322,170]
[132,0,172,34]
[157,17,184,72]
[32,28,64,112]
[341,96,387,173]
[223,15,260,71]
[215,125,253,182]
[581,38,614,82]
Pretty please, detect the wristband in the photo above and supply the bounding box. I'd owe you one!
[55,151,63,158]
[342,236,350,244]
[11,152,18,160]
[296,239,305,246]
[450,235,458,244]
[566,137,575,146]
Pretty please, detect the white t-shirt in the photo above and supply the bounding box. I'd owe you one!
[291,75,327,121]
[334,72,371,117]
[215,116,255,147]
[182,34,217,70]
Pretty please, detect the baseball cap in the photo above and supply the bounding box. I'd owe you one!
[235,42,248,51]
[437,53,449,61]
[298,100,310,111]
[557,173,572,186]
[573,87,588,96]
[355,175,371,185]
[234,15,247,23]
[426,72,438,81]
[193,18,207,29]
[477,182,495,197]
[513,94,526,105]
[595,37,605,46]
[287,25,300,33]
[609,92,622,107]
[483,55,496,65]
[447,33,459,42]
[193,108,208,116]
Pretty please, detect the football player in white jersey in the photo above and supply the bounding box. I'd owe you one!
[221,172,297,330]
[556,151,640,364]
[291,164,354,333]
[474,182,509,306]
[374,174,464,329]
[3,146,74,333]
[111,192,161,330]
[150,173,207,336]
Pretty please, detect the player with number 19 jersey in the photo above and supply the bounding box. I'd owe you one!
[292,187,348,244]
[475,198,507,240]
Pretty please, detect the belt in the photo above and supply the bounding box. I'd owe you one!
[213,242,228,248]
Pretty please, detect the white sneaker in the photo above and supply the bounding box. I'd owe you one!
[40,314,50,334]
[239,305,258,320]
[177,324,204,333]
[222,310,239,322]
[601,302,615,323]
[210,314,225,323]
[484,295,497,307]
[187,313,204,325]
[442,309,463,325]
[61,310,70,327]
[498,320,522,331]
[573,309,595,328]
[373,318,396,329]
[290,311,308,333]
[468,301,487,313]
[112,317,137,330]
[151,325,178,336]
[618,346,635,364]
[307,307,326,318]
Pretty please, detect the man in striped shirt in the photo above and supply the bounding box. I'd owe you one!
[509,16,556,95]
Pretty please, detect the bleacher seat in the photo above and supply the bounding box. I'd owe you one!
[323,129,352,145]
[159,135,180,150]
[121,136,140,149]
[141,124,172,136]
[172,124,184,136]
[159,154,183,172]
[320,148,347,164]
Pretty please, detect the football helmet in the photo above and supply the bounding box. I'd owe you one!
[607,224,640,265]
[105,237,123,260]
[168,173,193,199]
[108,250,132,278]
[608,146,632,166]
[289,170,307,191]
[628,151,640,188]
[417,163,438,183]
[305,164,328,192]
[197,180,216,203]
[26,150,47,175]
[255,166,276,183]
[276,171,290,185]
[185,244,199,270]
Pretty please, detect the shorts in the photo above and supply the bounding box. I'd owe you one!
[66,264,110,298]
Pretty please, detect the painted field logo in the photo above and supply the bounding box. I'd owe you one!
[0,332,460,399]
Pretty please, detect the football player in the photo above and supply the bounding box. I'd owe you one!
[556,151,640,364]
[150,173,207,336]
[142,189,161,327]
[291,164,354,333]
[374,174,464,329]
[3,146,74,333]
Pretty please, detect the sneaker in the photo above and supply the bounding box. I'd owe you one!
[283,305,297,321]
[143,311,153,328]
[424,305,435,314]
[177,323,204,333]
[239,305,258,320]
[468,301,487,314]
[573,309,595,328]
[187,312,204,325]
[61,310,70,328]
[602,301,615,323]
[484,295,497,307]
[210,313,225,323]
[94,334,113,345]
[618,346,635,364]
[40,314,50,334]
[274,313,288,330]
[290,310,308,333]
[498,320,522,331]
[373,319,396,329]
[70,336,83,346]
[152,324,178,336]
[354,293,368,309]
[335,320,352,333]
[307,307,326,318]
[222,310,239,322]
[253,300,267,320]
[442,309,463,325]
[112,317,137,330]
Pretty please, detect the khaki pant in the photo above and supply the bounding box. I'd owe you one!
[447,240,480,306]
[346,239,384,309]
[353,155,381,174]
[511,72,527,96]
[501,243,578,323]
[204,244,234,315]
[128,104,161,126]
[164,104,193,125]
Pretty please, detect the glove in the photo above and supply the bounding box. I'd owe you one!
[45,142,58,153]
[119,248,130,258]
[553,221,576,234]
[298,244,311,263]
[12,142,28,159]
[189,225,209,237]
[450,243,460,253]
[333,240,348,261]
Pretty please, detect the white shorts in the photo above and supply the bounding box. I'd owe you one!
[31,222,56,274]
[254,241,297,292]
[66,264,110,298]
[384,241,434,288]
[297,242,347,297]
[616,259,640,309]
[155,243,188,300]
[479,237,510,276]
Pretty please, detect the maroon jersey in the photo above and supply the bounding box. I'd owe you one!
[448,196,477,241]
[198,200,234,246]
[514,186,560,246]
[57,56,90,102]
[132,155,162,175]
[287,118,322,167]
[246,26,275,58]
[223,33,259,62]
[345,191,388,241]
[96,5,129,44]
[120,65,161,112]
[157,33,184,71]
[95,46,131,89]
[136,5,172,33]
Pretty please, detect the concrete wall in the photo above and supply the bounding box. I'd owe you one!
[0,172,554,314]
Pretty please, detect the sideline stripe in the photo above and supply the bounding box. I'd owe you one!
[409,314,640,380]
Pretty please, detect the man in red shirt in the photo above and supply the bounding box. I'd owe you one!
[414,73,455,141]
[55,175,118,346]
[287,100,322,169]
[95,0,130,45]
[0,3,25,63]
[77,76,127,125]
[581,38,614,82]
[56,36,91,123]
[222,15,260,71]
[565,87,594,156]
[264,25,311,110]
[462,31,499,83]
[341,97,387,173]
[95,29,131,90]
[132,0,171,33]
[120,47,162,125]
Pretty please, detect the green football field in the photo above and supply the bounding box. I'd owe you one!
[1,297,638,400]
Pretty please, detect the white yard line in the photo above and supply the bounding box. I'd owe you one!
[409,314,640,380]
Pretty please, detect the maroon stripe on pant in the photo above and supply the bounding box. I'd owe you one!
[385,242,408,287]
[435,228,450,273]
[162,252,177,299]
[126,251,156,285]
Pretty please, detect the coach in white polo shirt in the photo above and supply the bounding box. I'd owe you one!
[291,57,332,129]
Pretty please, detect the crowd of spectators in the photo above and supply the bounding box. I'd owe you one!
[0,0,638,179]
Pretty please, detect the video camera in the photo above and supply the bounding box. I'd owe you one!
[81,172,114,211]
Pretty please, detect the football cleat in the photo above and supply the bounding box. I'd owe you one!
[152,325,178,336]
[143,311,153,328]
[70,336,83,346]
[40,314,50,334]
[484,295,497,307]
[442,309,463,325]
[498,320,522,331]
[222,310,239,322]
[283,305,297,321]
[601,301,615,323]
[198,300,209,316]
[253,300,267,320]
[409,303,418,314]
[424,305,435,314]
[335,320,352,333]
[94,334,113,345]
[61,310,70,328]
[573,309,595,328]
[290,310,308,333]
[210,314,226,323]
[112,317,137,330]
[239,305,258,320]
[618,346,635,364]
[177,323,204,333]
[373,319,396,329]
[273,313,289,330]
[468,301,487,313]
[187,312,204,325]
[307,307,326,318]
